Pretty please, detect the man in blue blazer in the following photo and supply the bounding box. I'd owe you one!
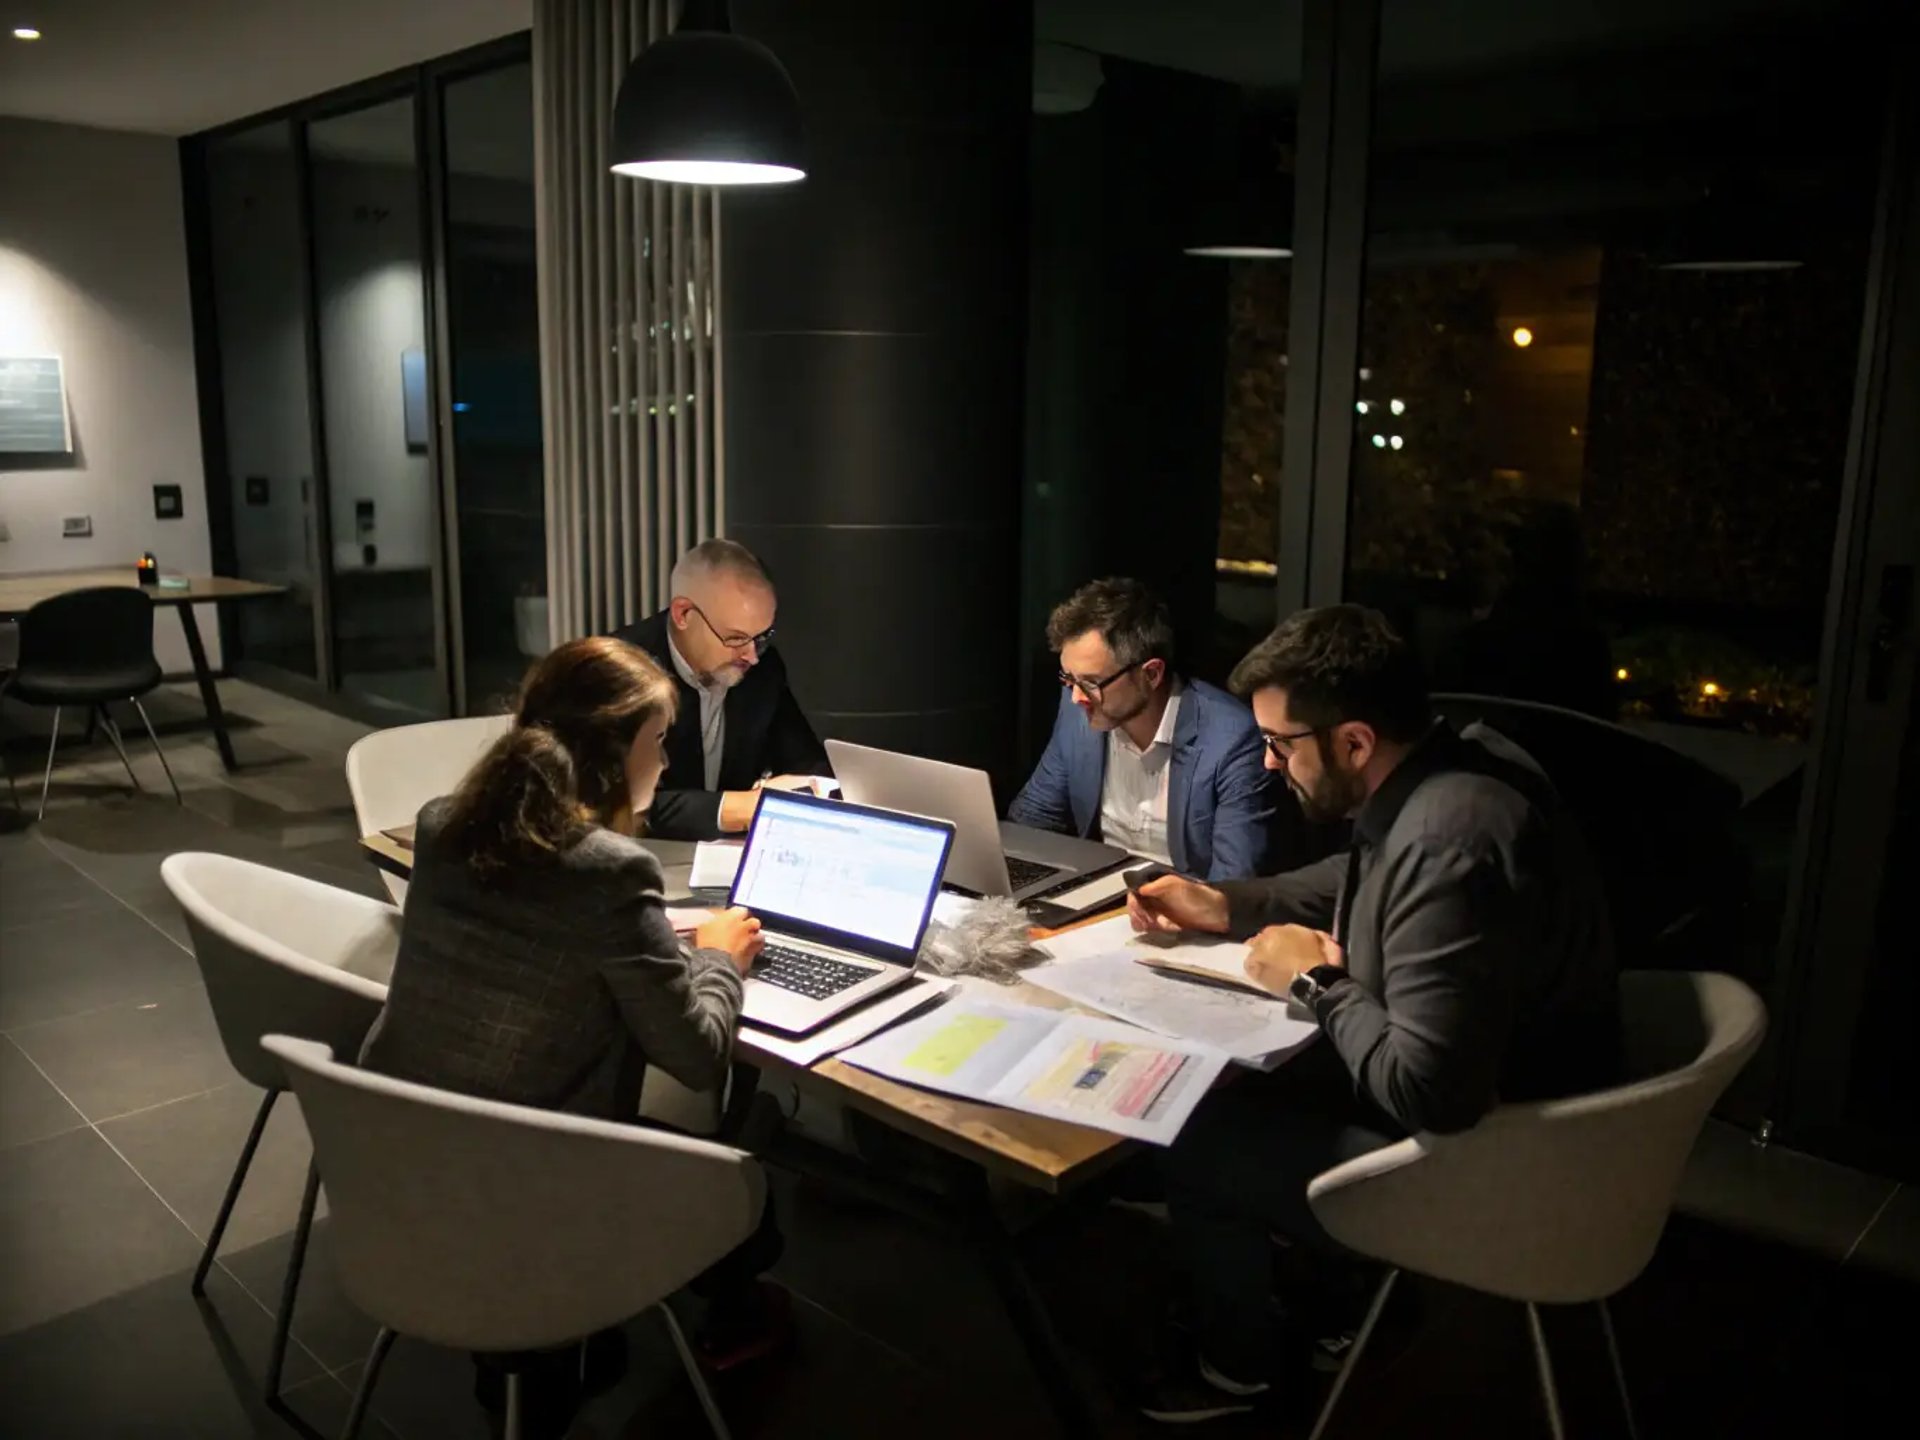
[1009,577,1282,881]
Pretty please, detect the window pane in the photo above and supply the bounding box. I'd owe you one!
[442,61,545,712]
[309,94,443,720]
[204,121,320,679]
[1025,0,1299,726]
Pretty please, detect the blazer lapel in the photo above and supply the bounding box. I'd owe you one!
[1070,708,1106,839]
[1166,692,1201,872]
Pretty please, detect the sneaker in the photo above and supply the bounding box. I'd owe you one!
[695,1280,796,1373]
[1137,1357,1272,1425]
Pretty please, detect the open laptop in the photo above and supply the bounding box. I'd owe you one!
[825,740,1130,903]
[731,788,955,1035]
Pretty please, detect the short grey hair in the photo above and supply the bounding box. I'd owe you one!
[669,538,772,600]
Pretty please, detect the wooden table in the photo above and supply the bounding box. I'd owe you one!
[360,828,1131,1433]
[0,569,287,772]
[360,829,1132,1193]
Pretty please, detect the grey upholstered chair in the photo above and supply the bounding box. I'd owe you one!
[344,714,513,906]
[1305,970,1766,1440]
[160,853,398,1401]
[263,1033,766,1440]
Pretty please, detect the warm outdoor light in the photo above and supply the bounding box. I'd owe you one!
[1511,326,1534,347]
[1701,681,1722,698]
[610,0,804,186]
[1616,667,1630,682]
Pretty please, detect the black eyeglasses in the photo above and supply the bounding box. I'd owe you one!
[1057,661,1138,700]
[688,602,775,657]
[1259,726,1320,759]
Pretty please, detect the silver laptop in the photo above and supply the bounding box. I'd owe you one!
[825,740,1130,902]
[731,788,955,1036]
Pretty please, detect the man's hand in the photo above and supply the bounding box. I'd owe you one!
[1127,875,1231,936]
[717,789,761,833]
[1243,924,1335,997]
[758,774,835,798]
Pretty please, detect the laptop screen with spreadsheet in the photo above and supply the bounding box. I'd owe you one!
[730,790,954,962]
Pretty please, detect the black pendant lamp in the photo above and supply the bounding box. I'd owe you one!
[610,0,804,186]
[1185,122,1292,260]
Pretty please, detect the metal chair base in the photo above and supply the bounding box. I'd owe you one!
[1309,1281,1638,1440]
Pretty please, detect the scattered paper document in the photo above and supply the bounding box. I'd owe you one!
[742,978,957,1069]
[1034,912,1137,964]
[840,997,1229,1145]
[1026,956,1317,1066]
[688,841,744,891]
[665,906,717,933]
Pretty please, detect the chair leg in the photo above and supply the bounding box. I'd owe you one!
[37,705,61,820]
[0,677,19,811]
[1598,1299,1641,1440]
[1307,1268,1399,1440]
[504,1371,524,1440]
[1526,1303,1568,1440]
[266,1160,322,1401]
[340,1326,396,1440]
[192,1089,278,1296]
[97,705,144,792]
[130,697,181,804]
[659,1301,733,1440]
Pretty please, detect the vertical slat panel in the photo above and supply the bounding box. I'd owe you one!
[610,0,637,624]
[671,183,692,565]
[711,187,726,538]
[532,0,721,636]
[692,183,711,541]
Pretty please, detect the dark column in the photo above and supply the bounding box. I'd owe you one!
[723,1,1030,790]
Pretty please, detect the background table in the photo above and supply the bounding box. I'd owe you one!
[0,569,287,771]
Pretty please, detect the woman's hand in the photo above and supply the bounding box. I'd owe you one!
[695,906,764,975]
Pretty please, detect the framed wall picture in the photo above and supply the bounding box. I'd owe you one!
[0,355,73,455]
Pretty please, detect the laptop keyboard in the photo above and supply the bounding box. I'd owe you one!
[754,944,876,1001]
[1006,855,1067,892]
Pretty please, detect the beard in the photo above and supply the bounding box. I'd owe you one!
[702,659,750,689]
[1090,688,1152,731]
[1289,741,1368,823]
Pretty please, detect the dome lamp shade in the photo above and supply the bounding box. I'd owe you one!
[610,0,804,186]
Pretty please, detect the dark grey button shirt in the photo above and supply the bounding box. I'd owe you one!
[1216,721,1619,1135]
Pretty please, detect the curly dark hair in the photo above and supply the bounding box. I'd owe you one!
[1229,605,1430,743]
[1045,577,1175,668]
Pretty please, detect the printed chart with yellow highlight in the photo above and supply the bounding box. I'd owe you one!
[841,997,1229,1145]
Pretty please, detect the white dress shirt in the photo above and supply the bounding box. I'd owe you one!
[666,630,727,791]
[1100,683,1181,866]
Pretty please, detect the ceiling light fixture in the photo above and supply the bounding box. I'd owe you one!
[610,0,804,186]
[12,26,42,40]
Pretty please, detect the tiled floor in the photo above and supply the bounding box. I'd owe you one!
[1,680,1916,1438]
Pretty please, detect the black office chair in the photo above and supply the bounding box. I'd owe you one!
[0,587,182,820]
[1433,693,1749,974]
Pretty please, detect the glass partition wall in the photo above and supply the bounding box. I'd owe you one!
[186,38,541,722]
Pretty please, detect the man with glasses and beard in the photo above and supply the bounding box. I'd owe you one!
[1126,604,1619,1425]
[1009,577,1287,882]
[610,539,829,840]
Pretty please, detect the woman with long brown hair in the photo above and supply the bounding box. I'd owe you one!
[358,636,779,1434]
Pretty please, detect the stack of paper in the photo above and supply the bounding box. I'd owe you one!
[1030,913,1318,1067]
[839,996,1228,1145]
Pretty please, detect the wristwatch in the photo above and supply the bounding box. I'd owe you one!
[1288,964,1350,1009]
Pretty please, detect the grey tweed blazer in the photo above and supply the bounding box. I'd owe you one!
[359,797,743,1120]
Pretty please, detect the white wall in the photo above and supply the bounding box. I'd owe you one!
[0,117,220,671]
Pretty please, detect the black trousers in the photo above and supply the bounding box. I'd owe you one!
[1159,1043,1404,1383]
